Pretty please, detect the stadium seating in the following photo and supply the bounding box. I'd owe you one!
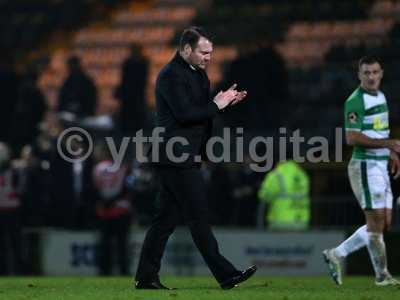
[0,0,118,59]
[34,0,400,142]
[38,1,239,113]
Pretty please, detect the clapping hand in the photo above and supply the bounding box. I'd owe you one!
[213,83,248,110]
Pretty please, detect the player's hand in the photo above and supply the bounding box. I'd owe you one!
[387,139,400,153]
[390,151,400,179]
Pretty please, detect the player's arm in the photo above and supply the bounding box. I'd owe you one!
[390,150,400,179]
[344,96,400,152]
[345,131,400,152]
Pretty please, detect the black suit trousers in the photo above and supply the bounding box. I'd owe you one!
[135,166,239,283]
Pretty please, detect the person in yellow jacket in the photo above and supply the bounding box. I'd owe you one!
[257,160,310,230]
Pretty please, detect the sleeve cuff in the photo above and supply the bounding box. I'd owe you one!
[208,101,220,116]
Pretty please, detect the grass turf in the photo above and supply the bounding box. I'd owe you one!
[1,276,400,300]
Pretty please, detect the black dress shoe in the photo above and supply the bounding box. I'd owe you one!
[135,281,174,290]
[220,265,258,290]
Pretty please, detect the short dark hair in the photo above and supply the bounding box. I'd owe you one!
[358,55,382,70]
[179,26,211,50]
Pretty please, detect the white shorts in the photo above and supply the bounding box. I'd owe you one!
[348,159,393,210]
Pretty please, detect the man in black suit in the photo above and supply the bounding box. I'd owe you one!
[135,27,257,290]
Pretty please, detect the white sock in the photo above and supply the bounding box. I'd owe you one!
[366,232,388,278]
[334,225,368,258]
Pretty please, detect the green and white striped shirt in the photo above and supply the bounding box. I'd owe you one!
[344,87,390,161]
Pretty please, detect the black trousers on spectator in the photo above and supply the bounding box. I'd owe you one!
[97,214,131,275]
[135,167,239,283]
[0,210,23,275]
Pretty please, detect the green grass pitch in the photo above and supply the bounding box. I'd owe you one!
[1,276,400,300]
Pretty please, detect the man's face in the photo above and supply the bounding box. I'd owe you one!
[187,37,213,70]
[358,62,383,92]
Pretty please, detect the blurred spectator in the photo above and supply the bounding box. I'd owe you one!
[208,164,232,225]
[12,66,47,154]
[247,45,289,127]
[208,161,262,226]
[0,56,19,143]
[257,160,310,230]
[0,142,23,275]
[115,44,149,136]
[390,22,400,42]
[49,122,95,229]
[57,56,97,118]
[93,143,132,275]
[217,43,288,129]
[229,160,264,227]
[127,159,157,226]
[17,145,51,227]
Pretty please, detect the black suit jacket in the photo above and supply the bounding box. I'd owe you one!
[149,52,219,168]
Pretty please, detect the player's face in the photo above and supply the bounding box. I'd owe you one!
[187,37,213,70]
[358,62,383,92]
